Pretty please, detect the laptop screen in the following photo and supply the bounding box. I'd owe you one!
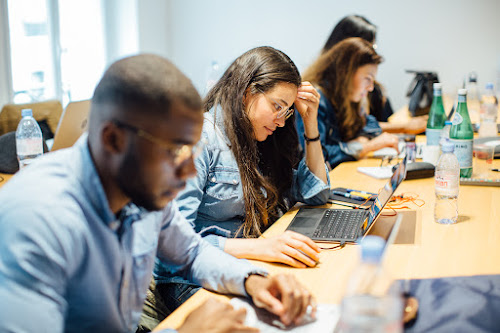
[362,154,408,232]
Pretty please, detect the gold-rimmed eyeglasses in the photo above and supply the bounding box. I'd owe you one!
[259,91,295,120]
[112,119,205,165]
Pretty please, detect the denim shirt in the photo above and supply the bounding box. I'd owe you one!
[0,134,266,333]
[174,109,331,250]
[296,91,382,169]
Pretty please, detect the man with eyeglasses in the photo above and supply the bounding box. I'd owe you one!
[0,54,315,333]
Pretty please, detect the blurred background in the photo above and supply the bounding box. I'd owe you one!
[1,0,499,111]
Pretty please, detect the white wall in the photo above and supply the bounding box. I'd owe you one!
[136,0,500,110]
[137,0,170,56]
[102,0,139,66]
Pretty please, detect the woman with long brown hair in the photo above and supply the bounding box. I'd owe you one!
[144,46,330,327]
[296,37,400,169]
[322,15,427,133]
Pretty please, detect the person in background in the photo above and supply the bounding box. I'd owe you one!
[0,54,315,333]
[143,46,330,328]
[297,37,400,169]
[322,15,427,134]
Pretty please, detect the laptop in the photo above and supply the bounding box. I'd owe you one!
[287,154,407,244]
[51,100,91,151]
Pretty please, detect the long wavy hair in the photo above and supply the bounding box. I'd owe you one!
[205,46,301,237]
[303,37,382,141]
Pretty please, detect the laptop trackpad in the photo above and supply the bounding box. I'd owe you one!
[288,210,322,237]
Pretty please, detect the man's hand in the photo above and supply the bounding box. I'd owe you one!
[177,298,259,333]
[245,274,316,326]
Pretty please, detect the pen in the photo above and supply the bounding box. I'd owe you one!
[492,169,500,172]
[349,191,373,200]
[331,190,366,201]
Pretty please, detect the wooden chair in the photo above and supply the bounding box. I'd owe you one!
[0,100,63,136]
[51,100,91,151]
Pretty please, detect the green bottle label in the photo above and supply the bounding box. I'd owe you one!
[452,113,463,125]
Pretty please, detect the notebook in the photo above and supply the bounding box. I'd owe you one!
[230,297,339,332]
[287,154,407,243]
[329,187,377,208]
[357,166,394,179]
[51,100,91,151]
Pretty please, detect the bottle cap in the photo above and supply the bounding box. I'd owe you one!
[468,72,478,83]
[458,88,467,96]
[485,82,494,90]
[441,138,454,153]
[433,83,442,90]
[21,109,33,117]
[360,235,385,264]
[444,120,452,126]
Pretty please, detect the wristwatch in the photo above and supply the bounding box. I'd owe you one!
[243,271,268,294]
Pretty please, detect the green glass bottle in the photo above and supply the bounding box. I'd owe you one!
[426,83,446,146]
[449,88,474,178]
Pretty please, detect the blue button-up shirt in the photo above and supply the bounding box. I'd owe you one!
[0,134,266,333]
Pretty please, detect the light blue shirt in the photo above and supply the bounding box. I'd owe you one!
[174,109,331,249]
[0,134,266,333]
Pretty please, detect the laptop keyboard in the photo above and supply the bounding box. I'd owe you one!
[312,209,367,239]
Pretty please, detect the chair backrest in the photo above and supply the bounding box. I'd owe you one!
[51,100,91,151]
[0,100,63,136]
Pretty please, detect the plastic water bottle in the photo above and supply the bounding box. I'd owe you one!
[204,60,220,96]
[449,89,474,178]
[337,236,403,333]
[434,139,460,224]
[15,109,43,169]
[466,72,481,124]
[426,83,446,146]
[479,83,498,137]
[439,120,452,153]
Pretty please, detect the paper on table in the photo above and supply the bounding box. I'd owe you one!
[230,297,339,332]
[357,166,394,179]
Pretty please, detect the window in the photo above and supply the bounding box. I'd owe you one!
[7,0,55,103]
[6,0,106,106]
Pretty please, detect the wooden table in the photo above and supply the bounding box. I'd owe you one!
[0,173,13,188]
[155,157,500,331]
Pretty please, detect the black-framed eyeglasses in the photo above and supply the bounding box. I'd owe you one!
[259,90,295,120]
[112,119,205,165]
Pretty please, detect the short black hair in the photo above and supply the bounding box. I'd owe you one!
[91,54,201,119]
